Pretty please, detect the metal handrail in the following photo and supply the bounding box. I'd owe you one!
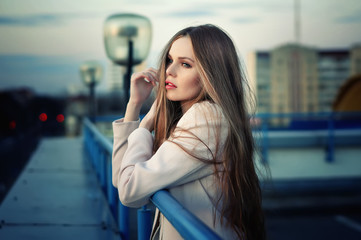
[151,191,221,240]
[256,111,361,119]
[84,118,113,153]
[84,112,361,239]
[253,111,361,163]
[83,118,221,240]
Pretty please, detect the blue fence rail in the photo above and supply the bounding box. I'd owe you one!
[253,111,361,163]
[83,111,361,239]
[83,118,221,240]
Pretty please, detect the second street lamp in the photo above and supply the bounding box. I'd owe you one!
[104,13,152,105]
[79,61,103,122]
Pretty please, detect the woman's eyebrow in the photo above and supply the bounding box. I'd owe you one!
[178,57,195,62]
[168,54,194,62]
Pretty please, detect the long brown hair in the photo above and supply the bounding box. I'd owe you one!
[153,24,265,240]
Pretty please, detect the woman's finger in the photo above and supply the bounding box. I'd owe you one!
[143,70,158,86]
[131,68,158,87]
[142,72,154,84]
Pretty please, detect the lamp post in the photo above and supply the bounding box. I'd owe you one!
[80,61,103,122]
[104,13,152,105]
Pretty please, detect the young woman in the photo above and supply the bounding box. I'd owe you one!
[112,24,265,240]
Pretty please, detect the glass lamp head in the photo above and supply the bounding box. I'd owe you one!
[104,13,152,65]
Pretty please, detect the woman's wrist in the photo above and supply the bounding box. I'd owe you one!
[124,101,142,122]
[139,117,154,131]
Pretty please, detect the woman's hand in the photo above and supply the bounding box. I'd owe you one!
[129,68,158,106]
[124,68,158,122]
[139,100,157,132]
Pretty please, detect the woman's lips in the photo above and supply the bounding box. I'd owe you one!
[165,80,177,89]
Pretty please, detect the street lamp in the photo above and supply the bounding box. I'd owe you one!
[80,61,103,122]
[104,13,152,104]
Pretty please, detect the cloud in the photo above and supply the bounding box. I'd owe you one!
[0,13,99,27]
[0,14,63,26]
[335,12,361,23]
[232,17,259,24]
[204,1,290,12]
[0,54,81,95]
[205,1,257,9]
[164,9,215,18]
[0,54,81,74]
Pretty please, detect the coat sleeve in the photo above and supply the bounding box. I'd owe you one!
[112,119,140,187]
[116,102,226,208]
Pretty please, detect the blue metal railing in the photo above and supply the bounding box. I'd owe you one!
[151,191,221,240]
[83,118,221,240]
[253,111,361,163]
[83,111,361,239]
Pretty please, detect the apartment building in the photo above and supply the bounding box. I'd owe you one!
[248,44,361,114]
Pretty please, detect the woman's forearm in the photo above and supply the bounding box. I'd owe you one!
[124,101,142,122]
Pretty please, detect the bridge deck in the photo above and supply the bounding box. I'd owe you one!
[0,137,120,240]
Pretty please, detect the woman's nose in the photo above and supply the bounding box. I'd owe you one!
[166,63,176,77]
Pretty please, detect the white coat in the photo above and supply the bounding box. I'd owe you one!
[112,101,238,239]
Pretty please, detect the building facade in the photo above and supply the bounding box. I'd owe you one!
[351,44,361,75]
[248,51,271,113]
[317,50,349,112]
[248,44,361,115]
[270,44,318,114]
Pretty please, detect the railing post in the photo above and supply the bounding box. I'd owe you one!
[90,135,95,165]
[107,155,118,218]
[99,149,106,192]
[326,112,335,163]
[261,116,269,164]
[118,200,130,240]
[137,205,152,240]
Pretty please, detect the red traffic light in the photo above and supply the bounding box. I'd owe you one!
[9,120,16,129]
[39,113,47,122]
[56,114,65,123]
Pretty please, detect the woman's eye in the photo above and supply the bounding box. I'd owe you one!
[182,63,191,68]
[166,58,173,65]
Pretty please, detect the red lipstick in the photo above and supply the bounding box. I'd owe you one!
[165,80,177,89]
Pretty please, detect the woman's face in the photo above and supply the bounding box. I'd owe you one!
[165,36,202,113]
